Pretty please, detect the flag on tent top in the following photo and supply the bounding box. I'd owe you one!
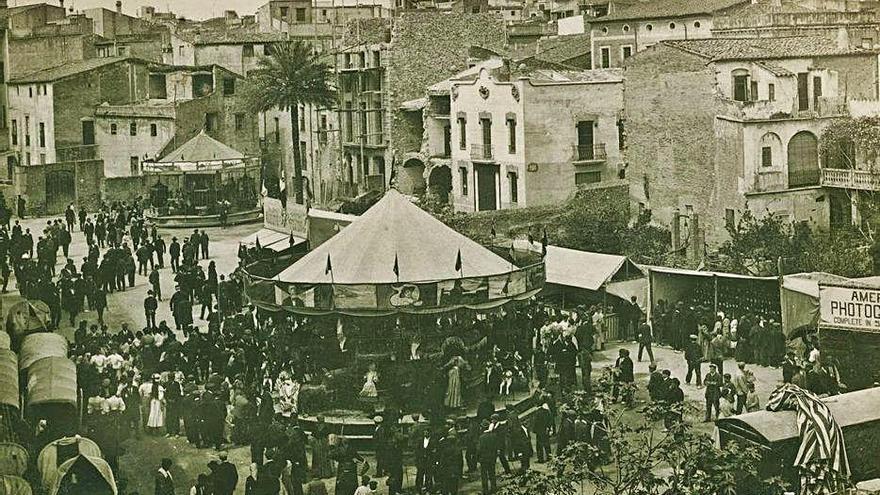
[454,249,462,273]
[393,253,400,279]
[324,254,333,275]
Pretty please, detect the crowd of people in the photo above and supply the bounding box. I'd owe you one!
[5,198,857,495]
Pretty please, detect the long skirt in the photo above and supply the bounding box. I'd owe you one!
[444,367,462,408]
[311,437,334,479]
[147,398,165,429]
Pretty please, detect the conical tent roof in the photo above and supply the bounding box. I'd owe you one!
[278,189,512,284]
[159,130,244,163]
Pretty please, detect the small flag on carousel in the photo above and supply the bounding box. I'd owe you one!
[255,236,261,249]
[541,228,548,258]
[393,253,400,280]
[324,253,333,275]
[454,249,462,274]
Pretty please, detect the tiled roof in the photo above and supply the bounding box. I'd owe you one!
[9,57,137,84]
[95,101,178,118]
[523,68,624,83]
[663,36,874,61]
[755,61,794,76]
[428,57,506,94]
[176,29,287,45]
[531,33,591,64]
[598,0,748,22]
[715,0,815,16]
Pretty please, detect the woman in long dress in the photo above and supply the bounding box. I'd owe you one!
[359,364,378,398]
[146,378,166,433]
[310,416,334,478]
[444,355,469,409]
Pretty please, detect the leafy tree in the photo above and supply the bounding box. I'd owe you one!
[242,41,335,205]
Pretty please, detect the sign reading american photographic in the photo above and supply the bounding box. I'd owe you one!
[819,284,880,333]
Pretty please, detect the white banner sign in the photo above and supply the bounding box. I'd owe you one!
[819,285,880,332]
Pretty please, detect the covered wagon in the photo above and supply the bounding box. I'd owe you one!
[0,475,32,495]
[49,454,117,495]
[19,333,68,371]
[26,357,78,436]
[0,349,18,412]
[37,436,103,493]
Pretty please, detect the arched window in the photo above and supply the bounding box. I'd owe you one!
[788,131,819,187]
[759,132,782,169]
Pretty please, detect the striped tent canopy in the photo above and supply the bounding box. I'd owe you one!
[766,383,850,494]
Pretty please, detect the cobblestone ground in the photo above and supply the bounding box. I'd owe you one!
[3,214,786,495]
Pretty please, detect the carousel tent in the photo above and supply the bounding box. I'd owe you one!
[0,443,28,477]
[19,333,68,371]
[250,189,545,314]
[279,189,514,284]
[159,130,244,163]
[0,349,19,410]
[0,475,32,495]
[38,436,102,490]
[26,357,77,408]
[48,455,116,495]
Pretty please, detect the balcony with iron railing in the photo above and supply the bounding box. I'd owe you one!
[470,143,494,162]
[822,168,880,191]
[572,143,607,163]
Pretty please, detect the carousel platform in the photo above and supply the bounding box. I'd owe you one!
[297,389,538,450]
[145,208,262,228]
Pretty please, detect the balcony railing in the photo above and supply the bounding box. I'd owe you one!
[822,168,880,191]
[788,169,821,188]
[573,143,607,162]
[470,143,494,161]
[56,144,98,162]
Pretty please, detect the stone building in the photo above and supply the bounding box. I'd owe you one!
[6,3,66,37]
[94,64,258,178]
[403,58,624,212]
[589,0,747,69]
[335,12,507,199]
[623,36,880,245]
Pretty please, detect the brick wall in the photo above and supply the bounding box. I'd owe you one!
[388,12,507,163]
[624,44,732,242]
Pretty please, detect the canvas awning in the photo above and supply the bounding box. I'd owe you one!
[781,272,853,337]
[399,97,427,111]
[0,350,19,410]
[513,242,642,291]
[19,333,68,371]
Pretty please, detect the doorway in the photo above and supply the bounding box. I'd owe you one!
[45,170,75,214]
[829,191,852,230]
[475,163,497,211]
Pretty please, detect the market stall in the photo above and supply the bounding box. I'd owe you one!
[648,266,780,321]
[780,272,852,339]
[817,280,880,390]
[18,333,68,371]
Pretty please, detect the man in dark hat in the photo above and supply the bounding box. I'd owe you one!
[144,290,158,329]
[169,236,181,273]
[684,334,703,386]
[214,451,239,495]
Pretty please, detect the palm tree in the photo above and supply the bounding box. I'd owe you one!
[242,40,335,205]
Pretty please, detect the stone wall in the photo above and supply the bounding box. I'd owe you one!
[624,44,730,243]
[14,159,104,215]
[7,34,97,78]
[104,175,147,202]
[387,12,507,163]
[53,61,151,149]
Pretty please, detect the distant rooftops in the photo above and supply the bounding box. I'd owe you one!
[662,36,876,61]
[597,0,748,22]
[8,56,140,84]
[174,28,287,45]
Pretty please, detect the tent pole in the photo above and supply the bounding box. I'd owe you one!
[713,275,718,316]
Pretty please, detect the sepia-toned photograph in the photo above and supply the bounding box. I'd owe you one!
[0,0,878,493]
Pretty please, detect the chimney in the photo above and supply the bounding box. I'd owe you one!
[836,26,850,50]
[115,1,122,13]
